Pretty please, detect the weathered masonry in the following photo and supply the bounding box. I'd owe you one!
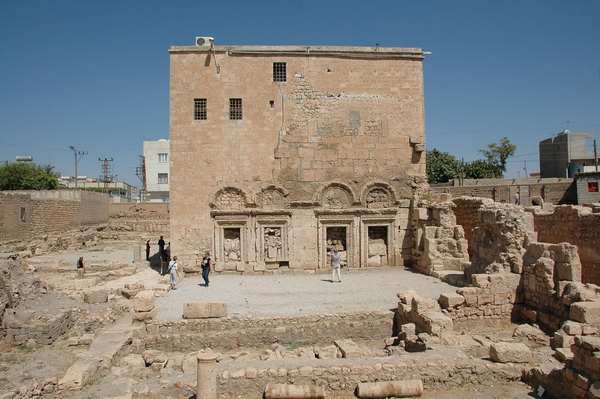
[169,44,427,271]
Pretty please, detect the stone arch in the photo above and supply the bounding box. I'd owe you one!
[316,182,357,209]
[361,181,397,208]
[257,185,289,209]
[212,187,248,210]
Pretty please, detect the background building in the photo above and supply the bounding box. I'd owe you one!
[539,130,594,178]
[170,43,427,271]
[58,176,139,203]
[143,139,170,202]
[576,172,600,205]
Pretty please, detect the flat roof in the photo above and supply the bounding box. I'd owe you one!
[169,45,425,59]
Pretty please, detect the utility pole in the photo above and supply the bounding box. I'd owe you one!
[135,155,146,202]
[69,146,87,188]
[594,139,598,172]
[98,157,115,193]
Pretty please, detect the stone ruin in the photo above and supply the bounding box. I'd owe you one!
[2,194,600,398]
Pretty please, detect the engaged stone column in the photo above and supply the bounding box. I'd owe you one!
[196,349,217,399]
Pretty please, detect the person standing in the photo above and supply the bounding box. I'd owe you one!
[77,256,85,278]
[329,248,342,283]
[201,252,213,287]
[168,256,178,290]
[158,236,166,261]
[514,191,521,206]
[145,240,151,261]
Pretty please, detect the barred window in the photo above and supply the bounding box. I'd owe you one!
[229,98,243,120]
[158,153,168,163]
[194,98,207,120]
[158,173,168,184]
[273,62,286,82]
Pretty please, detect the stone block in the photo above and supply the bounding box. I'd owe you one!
[119,354,145,369]
[489,342,532,363]
[143,349,167,366]
[334,339,364,358]
[83,290,109,304]
[399,323,416,338]
[133,299,154,313]
[570,301,600,324]
[133,309,156,321]
[552,331,574,349]
[562,320,583,336]
[411,296,440,313]
[59,359,100,390]
[438,293,465,309]
[404,336,426,352]
[421,311,453,336]
[182,302,227,319]
[576,336,600,352]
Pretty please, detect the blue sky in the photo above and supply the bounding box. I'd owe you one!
[1,0,599,184]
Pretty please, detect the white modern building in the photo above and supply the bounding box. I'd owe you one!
[143,139,170,202]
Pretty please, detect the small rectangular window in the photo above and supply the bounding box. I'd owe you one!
[229,98,243,120]
[194,98,207,120]
[588,181,599,193]
[273,62,286,82]
[20,207,26,222]
[158,153,168,163]
[158,173,168,184]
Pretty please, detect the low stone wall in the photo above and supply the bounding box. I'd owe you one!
[431,180,576,205]
[109,202,169,218]
[533,205,600,285]
[141,312,393,352]
[215,350,523,399]
[0,190,110,242]
[441,273,521,322]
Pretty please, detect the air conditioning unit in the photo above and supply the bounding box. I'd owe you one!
[195,36,214,48]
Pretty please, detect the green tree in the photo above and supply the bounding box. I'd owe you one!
[464,159,502,179]
[426,149,459,184]
[0,162,59,190]
[480,137,517,175]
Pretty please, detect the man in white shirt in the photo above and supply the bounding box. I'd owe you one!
[168,256,178,290]
[330,248,342,283]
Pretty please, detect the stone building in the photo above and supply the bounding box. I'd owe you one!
[169,43,427,271]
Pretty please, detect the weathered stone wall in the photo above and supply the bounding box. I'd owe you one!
[0,190,110,242]
[141,312,393,352]
[533,205,600,285]
[452,197,535,278]
[109,202,169,218]
[431,181,576,205]
[411,201,469,276]
[0,192,32,241]
[170,45,426,270]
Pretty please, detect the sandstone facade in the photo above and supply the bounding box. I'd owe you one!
[169,44,427,271]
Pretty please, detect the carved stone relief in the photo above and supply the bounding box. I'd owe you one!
[263,227,282,261]
[259,189,285,209]
[322,186,351,209]
[223,228,241,262]
[365,187,392,208]
[215,188,245,210]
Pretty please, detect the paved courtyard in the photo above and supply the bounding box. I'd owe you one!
[155,268,457,320]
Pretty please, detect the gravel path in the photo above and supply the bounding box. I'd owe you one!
[156,267,457,320]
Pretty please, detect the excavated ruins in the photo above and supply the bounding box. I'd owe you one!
[2,198,600,399]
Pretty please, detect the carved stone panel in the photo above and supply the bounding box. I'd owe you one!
[366,187,392,208]
[259,189,285,209]
[263,227,282,261]
[215,188,245,210]
[322,186,352,209]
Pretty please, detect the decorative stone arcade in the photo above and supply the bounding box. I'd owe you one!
[208,183,411,272]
